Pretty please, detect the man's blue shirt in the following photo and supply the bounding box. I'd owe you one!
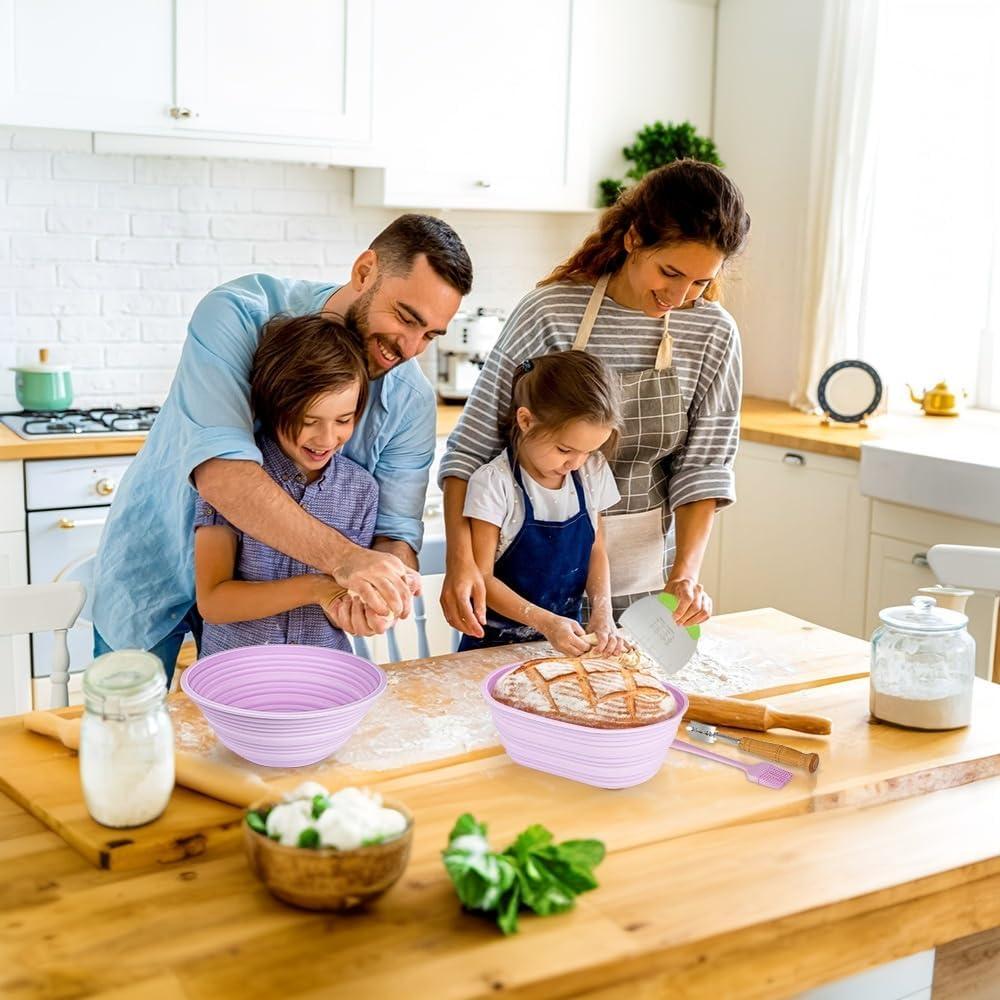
[92,274,436,650]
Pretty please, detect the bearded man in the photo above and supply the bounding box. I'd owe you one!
[92,214,472,671]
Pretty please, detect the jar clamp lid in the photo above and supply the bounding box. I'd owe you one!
[83,650,167,718]
[878,595,968,633]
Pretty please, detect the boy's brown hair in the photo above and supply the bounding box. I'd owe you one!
[500,350,623,461]
[250,314,369,439]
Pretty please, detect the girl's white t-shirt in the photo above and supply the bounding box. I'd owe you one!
[463,451,621,559]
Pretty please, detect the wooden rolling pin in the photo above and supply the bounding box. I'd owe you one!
[683,693,832,735]
[23,711,269,808]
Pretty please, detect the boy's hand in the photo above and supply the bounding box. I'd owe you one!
[539,613,592,657]
[323,594,394,638]
[585,615,625,658]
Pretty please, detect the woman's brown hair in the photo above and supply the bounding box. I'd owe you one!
[540,159,750,301]
[251,314,369,439]
[500,350,623,461]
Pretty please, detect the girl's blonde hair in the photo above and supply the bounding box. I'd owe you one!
[500,350,623,461]
[540,159,750,302]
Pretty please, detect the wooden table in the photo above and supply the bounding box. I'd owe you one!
[2,610,999,999]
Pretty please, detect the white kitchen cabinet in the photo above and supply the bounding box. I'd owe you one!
[866,501,1000,681]
[355,0,717,212]
[715,441,871,637]
[354,0,594,212]
[0,0,374,156]
[0,530,31,718]
[171,0,372,145]
[0,0,174,134]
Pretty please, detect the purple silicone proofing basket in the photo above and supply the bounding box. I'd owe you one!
[482,664,689,789]
[180,645,386,767]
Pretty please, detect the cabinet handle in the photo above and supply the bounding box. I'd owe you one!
[169,106,197,120]
[782,452,805,466]
[58,517,108,530]
[474,179,492,188]
[912,552,930,568]
[95,478,116,497]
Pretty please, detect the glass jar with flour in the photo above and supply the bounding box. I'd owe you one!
[79,650,175,827]
[870,596,976,730]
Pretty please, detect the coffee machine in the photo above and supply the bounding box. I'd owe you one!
[436,307,504,401]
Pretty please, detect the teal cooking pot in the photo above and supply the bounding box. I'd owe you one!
[11,348,74,411]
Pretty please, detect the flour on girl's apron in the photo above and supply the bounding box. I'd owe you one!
[572,274,688,617]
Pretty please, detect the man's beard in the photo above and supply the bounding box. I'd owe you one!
[343,281,393,381]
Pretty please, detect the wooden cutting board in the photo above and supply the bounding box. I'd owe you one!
[0,610,871,871]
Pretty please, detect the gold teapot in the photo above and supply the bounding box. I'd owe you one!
[907,380,968,417]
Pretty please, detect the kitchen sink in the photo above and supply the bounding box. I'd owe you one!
[860,428,1000,525]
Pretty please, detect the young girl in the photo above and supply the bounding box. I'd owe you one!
[194,314,377,657]
[459,350,625,657]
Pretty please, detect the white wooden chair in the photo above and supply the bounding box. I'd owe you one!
[0,582,87,709]
[928,545,1000,683]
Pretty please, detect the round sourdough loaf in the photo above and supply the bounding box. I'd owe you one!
[492,656,676,729]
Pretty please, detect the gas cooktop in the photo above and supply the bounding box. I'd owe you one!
[0,406,160,440]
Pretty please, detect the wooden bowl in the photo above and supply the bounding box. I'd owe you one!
[243,797,413,911]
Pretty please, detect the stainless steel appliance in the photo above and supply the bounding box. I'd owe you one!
[435,308,504,401]
[1,406,159,439]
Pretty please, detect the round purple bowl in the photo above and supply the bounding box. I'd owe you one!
[482,664,689,789]
[180,645,386,767]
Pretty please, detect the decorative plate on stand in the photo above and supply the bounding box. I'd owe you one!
[817,360,883,427]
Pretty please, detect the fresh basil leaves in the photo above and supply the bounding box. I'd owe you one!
[441,813,605,934]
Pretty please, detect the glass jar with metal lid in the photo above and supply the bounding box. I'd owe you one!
[79,650,175,827]
[870,595,976,730]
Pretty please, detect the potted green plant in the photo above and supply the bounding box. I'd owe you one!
[598,120,724,207]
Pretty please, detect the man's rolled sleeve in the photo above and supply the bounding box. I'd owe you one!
[173,287,263,483]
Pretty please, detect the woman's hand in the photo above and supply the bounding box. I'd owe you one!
[664,577,712,627]
[441,553,487,638]
[539,613,592,657]
[585,614,625,658]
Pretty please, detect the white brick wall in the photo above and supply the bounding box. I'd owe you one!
[0,127,596,411]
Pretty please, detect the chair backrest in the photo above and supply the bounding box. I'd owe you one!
[352,573,459,665]
[928,545,1000,594]
[0,582,87,710]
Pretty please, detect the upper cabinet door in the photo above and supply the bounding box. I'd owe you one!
[0,0,174,133]
[355,0,593,211]
[172,0,373,143]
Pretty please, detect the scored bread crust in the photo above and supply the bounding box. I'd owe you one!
[493,655,676,729]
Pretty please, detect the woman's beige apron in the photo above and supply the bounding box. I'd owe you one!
[573,274,688,616]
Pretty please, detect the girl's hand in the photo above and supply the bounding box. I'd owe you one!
[585,616,625,658]
[664,577,712,627]
[539,614,592,657]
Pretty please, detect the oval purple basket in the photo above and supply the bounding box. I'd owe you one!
[482,664,689,789]
[180,645,386,767]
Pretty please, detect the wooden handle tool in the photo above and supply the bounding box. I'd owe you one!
[23,711,269,808]
[685,720,820,772]
[683,693,832,735]
[734,735,820,773]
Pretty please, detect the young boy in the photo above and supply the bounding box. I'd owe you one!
[194,314,377,657]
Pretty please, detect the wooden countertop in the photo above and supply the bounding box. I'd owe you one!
[2,608,1000,997]
[3,397,995,463]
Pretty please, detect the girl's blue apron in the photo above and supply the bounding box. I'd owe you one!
[458,452,595,652]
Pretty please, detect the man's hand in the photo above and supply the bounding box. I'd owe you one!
[322,594,394,638]
[441,554,487,638]
[330,545,414,620]
[664,576,712,627]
